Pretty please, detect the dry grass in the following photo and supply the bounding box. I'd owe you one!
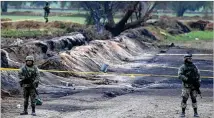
[1,20,82,29]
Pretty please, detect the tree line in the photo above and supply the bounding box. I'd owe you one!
[1,1,213,36]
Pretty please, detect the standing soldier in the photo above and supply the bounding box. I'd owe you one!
[19,56,40,116]
[43,2,50,23]
[178,54,201,117]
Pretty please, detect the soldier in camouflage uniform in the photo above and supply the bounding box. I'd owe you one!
[43,2,50,23]
[19,56,40,116]
[178,54,200,117]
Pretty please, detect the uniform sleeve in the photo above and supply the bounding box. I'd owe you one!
[195,65,201,82]
[34,66,40,83]
[178,65,188,81]
[18,66,25,80]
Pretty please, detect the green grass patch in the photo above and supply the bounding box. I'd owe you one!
[1,15,122,25]
[158,30,213,50]
[1,15,87,24]
[2,28,66,38]
[168,31,213,41]
[5,9,87,14]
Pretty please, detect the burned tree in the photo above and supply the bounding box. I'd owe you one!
[82,2,105,33]
[105,1,158,36]
[82,1,158,36]
[1,1,8,13]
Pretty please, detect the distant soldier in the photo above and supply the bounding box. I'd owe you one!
[19,56,40,116]
[43,2,50,23]
[178,54,201,117]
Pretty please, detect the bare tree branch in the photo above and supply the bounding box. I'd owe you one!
[124,2,157,30]
[115,1,139,28]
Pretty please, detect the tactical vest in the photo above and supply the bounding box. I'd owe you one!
[44,6,50,13]
[183,63,199,84]
[21,66,37,84]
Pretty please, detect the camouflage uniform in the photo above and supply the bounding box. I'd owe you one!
[19,56,40,116]
[178,54,200,117]
[43,2,50,23]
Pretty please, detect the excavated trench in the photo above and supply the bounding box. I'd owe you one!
[1,27,160,96]
[2,23,212,99]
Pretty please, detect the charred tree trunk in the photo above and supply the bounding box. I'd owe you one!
[83,2,103,33]
[125,2,157,29]
[135,3,142,20]
[176,8,186,17]
[105,1,157,36]
[1,1,8,13]
[104,1,115,26]
[105,1,139,36]
[138,3,142,19]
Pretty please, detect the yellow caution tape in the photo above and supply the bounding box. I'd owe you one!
[0,68,19,71]
[1,68,213,79]
[145,65,214,72]
[130,74,135,78]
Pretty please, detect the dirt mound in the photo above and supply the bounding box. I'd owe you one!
[1,32,87,66]
[1,18,12,22]
[1,49,21,68]
[1,26,158,95]
[1,90,12,98]
[177,15,202,20]
[1,20,44,29]
[1,20,83,30]
[205,22,213,30]
[1,22,13,29]
[15,20,43,29]
[1,49,9,68]
[123,27,159,41]
[202,15,213,20]
[153,16,191,35]
[2,11,41,16]
[1,70,21,95]
[1,32,88,95]
[45,21,82,29]
[38,27,157,75]
[187,20,210,31]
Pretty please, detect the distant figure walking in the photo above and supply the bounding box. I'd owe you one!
[43,2,50,23]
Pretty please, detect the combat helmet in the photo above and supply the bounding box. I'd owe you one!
[184,54,192,58]
[25,56,34,62]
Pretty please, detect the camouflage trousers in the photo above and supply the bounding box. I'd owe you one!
[23,87,36,108]
[181,88,197,109]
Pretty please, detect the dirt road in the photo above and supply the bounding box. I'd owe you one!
[1,46,213,118]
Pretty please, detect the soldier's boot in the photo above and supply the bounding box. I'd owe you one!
[45,18,48,23]
[180,108,185,117]
[20,105,28,115]
[20,111,28,115]
[31,106,36,116]
[193,108,199,117]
